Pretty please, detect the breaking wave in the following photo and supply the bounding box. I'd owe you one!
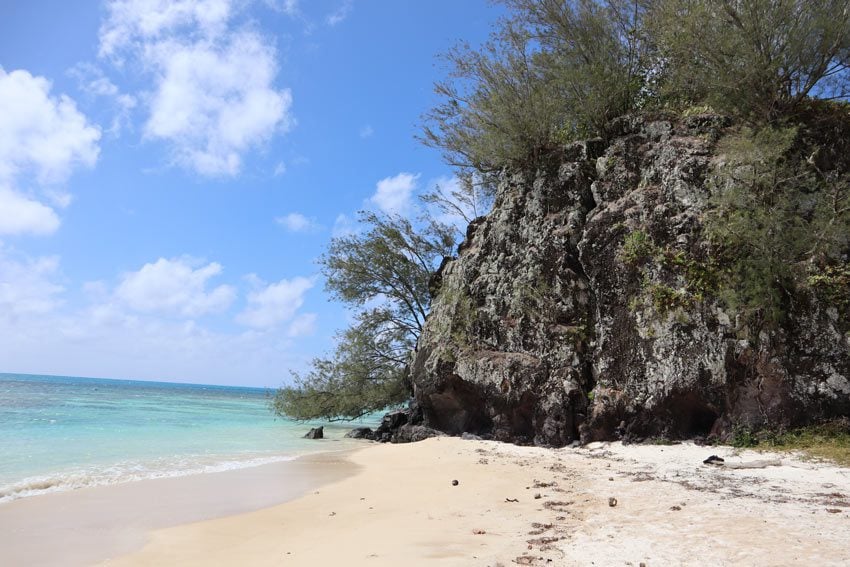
[0,453,298,503]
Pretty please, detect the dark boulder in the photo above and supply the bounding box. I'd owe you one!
[391,424,444,443]
[303,426,323,439]
[373,409,410,443]
[373,402,428,443]
[344,427,374,440]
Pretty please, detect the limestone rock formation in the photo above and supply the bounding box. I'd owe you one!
[410,115,850,446]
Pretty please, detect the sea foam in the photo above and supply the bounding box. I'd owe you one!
[0,453,298,503]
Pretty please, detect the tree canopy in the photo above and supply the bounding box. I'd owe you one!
[273,211,456,421]
[423,0,850,175]
[421,0,651,178]
[652,0,850,120]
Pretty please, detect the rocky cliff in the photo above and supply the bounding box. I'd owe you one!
[410,115,850,446]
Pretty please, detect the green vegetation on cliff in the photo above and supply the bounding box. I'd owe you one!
[424,1,850,176]
[705,120,850,332]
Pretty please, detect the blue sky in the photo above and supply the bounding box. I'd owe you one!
[0,0,500,387]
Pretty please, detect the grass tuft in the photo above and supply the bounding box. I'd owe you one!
[732,421,850,467]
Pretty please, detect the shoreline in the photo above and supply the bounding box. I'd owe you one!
[0,436,366,504]
[0,446,362,567]
[105,437,850,567]
[2,436,849,566]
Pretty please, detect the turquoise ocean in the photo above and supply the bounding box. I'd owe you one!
[0,373,372,503]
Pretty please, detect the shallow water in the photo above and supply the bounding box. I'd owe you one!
[0,373,375,502]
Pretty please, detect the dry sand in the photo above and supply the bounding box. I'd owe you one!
[102,437,850,567]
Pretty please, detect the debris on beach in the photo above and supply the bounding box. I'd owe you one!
[528,523,553,535]
[703,455,782,469]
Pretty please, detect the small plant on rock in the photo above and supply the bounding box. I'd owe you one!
[620,230,656,265]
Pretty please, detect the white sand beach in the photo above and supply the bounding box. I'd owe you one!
[91,437,850,567]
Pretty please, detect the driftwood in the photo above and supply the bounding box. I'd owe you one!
[706,458,783,469]
[721,458,782,469]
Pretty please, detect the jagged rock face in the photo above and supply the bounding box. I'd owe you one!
[411,142,601,446]
[411,116,850,446]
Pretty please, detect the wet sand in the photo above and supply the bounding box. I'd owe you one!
[0,449,357,567]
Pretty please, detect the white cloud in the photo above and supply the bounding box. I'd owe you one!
[0,299,312,386]
[327,0,353,26]
[237,276,313,329]
[0,253,320,386]
[70,63,131,102]
[115,257,236,317]
[275,212,318,232]
[0,246,64,318]
[0,67,101,185]
[99,0,233,59]
[370,172,419,214]
[0,67,100,236]
[144,33,293,176]
[69,63,137,134]
[331,213,355,237]
[265,0,298,15]
[100,0,294,177]
[286,312,317,337]
[83,280,109,299]
[72,66,121,98]
[0,187,61,236]
[273,161,286,176]
[359,124,373,138]
[45,189,74,209]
